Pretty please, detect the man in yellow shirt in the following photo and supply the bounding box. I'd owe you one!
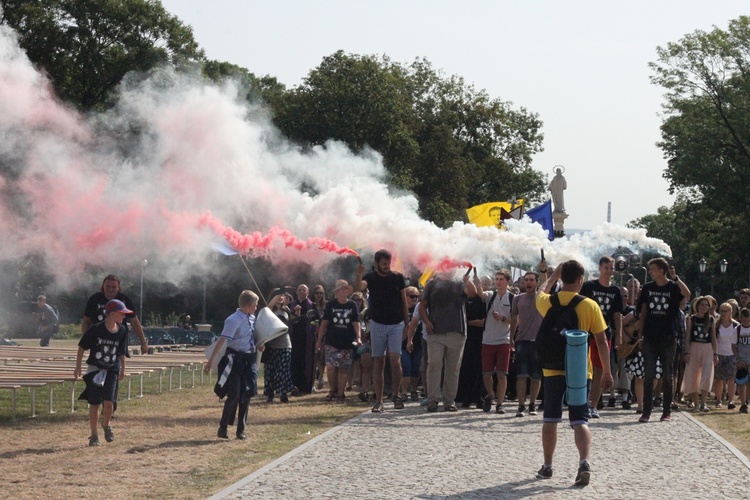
[535,260,613,486]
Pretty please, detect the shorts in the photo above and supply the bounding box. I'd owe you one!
[324,345,354,369]
[715,354,736,381]
[79,369,118,406]
[514,340,541,380]
[590,337,612,370]
[542,374,589,426]
[481,343,511,374]
[370,321,404,357]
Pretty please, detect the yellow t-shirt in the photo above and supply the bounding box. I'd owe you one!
[536,291,607,377]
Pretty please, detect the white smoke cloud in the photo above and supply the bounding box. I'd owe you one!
[0,24,670,290]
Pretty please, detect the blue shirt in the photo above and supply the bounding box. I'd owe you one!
[220,309,256,353]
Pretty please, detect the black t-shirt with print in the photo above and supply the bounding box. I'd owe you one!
[581,279,623,338]
[322,299,360,349]
[637,280,683,341]
[79,322,128,371]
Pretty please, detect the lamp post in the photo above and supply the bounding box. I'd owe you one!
[699,257,727,296]
[140,259,148,323]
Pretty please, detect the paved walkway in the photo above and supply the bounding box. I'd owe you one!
[209,403,750,499]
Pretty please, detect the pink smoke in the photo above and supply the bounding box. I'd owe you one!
[198,211,359,258]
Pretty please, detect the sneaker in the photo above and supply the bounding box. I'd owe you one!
[393,396,404,410]
[495,404,505,414]
[638,413,650,423]
[589,408,600,419]
[217,427,229,439]
[529,405,538,416]
[358,391,369,402]
[427,401,439,413]
[103,425,114,443]
[280,394,289,403]
[236,432,247,440]
[741,404,749,414]
[728,402,736,410]
[621,400,631,410]
[660,413,671,422]
[536,465,553,479]
[596,399,604,410]
[411,391,419,402]
[607,397,616,408]
[482,397,493,413]
[516,405,526,417]
[700,403,710,413]
[420,398,430,407]
[88,435,99,447]
[653,397,663,407]
[715,402,723,409]
[575,461,591,486]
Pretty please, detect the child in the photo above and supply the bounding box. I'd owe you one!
[204,290,263,440]
[733,308,750,414]
[73,299,130,446]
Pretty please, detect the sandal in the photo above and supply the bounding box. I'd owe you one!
[324,391,334,402]
[445,404,458,412]
[393,396,404,410]
[336,395,346,404]
[371,402,384,413]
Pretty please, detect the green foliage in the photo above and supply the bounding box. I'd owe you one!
[56,323,81,339]
[271,51,546,227]
[202,60,286,105]
[145,310,181,327]
[643,16,750,296]
[1,0,204,110]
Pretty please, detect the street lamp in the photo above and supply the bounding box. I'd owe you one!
[140,259,148,323]
[699,257,727,296]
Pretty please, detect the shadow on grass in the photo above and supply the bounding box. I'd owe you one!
[0,444,81,459]
[125,439,219,454]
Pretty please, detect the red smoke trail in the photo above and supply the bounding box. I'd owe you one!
[433,257,473,272]
[198,212,359,258]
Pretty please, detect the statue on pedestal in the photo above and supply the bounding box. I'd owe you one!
[549,166,567,214]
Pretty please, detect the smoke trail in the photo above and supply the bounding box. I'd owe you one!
[0,24,671,290]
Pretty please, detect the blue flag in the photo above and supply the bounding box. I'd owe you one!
[525,200,554,240]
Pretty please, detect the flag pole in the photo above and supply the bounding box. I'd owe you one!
[237,254,268,306]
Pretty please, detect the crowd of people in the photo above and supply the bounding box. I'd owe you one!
[66,253,750,486]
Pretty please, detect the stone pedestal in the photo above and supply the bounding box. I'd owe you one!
[553,211,568,239]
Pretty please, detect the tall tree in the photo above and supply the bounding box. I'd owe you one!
[272,51,546,227]
[1,0,204,110]
[640,15,750,293]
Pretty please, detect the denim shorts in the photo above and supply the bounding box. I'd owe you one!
[514,340,541,380]
[370,321,404,357]
[542,375,589,426]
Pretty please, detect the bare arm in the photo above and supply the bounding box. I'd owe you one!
[130,316,148,353]
[73,347,84,379]
[593,330,614,391]
[540,263,562,294]
[81,316,93,335]
[463,275,477,298]
[613,312,622,348]
[354,264,367,292]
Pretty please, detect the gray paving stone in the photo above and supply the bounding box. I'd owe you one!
[210,404,750,499]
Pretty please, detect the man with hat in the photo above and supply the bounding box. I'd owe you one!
[74,299,131,446]
[317,280,361,402]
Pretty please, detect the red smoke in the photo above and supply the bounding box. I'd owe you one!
[199,211,359,258]
[433,257,473,272]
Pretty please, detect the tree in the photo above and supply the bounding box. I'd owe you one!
[646,16,750,294]
[202,60,286,107]
[1,0,204,110]
[272,51,547,227]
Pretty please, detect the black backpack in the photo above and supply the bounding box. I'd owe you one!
[536,294,585,371]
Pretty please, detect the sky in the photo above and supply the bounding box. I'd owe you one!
[159,0,748,230]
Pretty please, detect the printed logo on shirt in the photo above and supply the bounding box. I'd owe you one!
[647,291,671,316]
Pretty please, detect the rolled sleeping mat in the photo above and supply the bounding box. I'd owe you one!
[254,307,289,347]
[204,338,226,362]
[565,329,589,407]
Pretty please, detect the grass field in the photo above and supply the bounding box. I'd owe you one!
[2,339,749,498]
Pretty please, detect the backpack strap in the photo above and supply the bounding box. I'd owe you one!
[486,290,498,314]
